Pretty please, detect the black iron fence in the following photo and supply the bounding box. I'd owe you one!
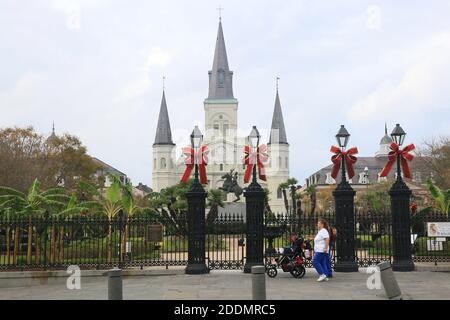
[0,210,449,271]
[0,215,188,270]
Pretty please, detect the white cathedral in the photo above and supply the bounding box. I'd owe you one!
[152,19,290,212]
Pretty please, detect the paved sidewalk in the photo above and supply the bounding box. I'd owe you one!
[1,269,449,300]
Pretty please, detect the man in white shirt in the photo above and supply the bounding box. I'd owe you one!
[312,219,330,282]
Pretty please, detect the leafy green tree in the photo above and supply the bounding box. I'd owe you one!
[426,178,450,216]
[357,182,391,214]
[418,137,450,189]
[0,126,98,193]
[0,178,68,264]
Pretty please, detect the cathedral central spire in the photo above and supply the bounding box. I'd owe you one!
[208,19,234,100]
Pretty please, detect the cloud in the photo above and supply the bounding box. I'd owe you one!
[48,0,108,30]
[348,32,450,124]
[0,73,45,122]
[115,47,173,102]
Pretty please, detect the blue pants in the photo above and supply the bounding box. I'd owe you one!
[325,245,333,277]
[312,252,328,276]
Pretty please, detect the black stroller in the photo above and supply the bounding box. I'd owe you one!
[265,234,312,278]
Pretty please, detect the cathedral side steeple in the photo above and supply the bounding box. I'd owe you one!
[266,85,290,212]
[152,89,177,192]
[268,89,288,145]
[153,90,174,146]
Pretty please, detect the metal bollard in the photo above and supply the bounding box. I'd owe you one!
[377,262,402,300]
[108,267,123,300]
[251,266,266,300]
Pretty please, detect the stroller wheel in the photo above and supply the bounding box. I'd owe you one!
[290,265,306,278]
[267,266,277,278]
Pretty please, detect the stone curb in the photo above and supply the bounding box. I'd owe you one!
[0,269,185,289]
[414,265,450,272]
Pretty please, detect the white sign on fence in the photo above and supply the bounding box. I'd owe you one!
[427,239,444,251]
[427,222,450,237]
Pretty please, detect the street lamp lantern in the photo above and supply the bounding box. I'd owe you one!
[248,126,261,184]
[190,126,203,183]
[336,125,350,149]
[391,123,406,146]
[191,125,203,152]
[248,125,260,150]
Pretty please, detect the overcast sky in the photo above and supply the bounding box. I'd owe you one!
[1,0,450,187]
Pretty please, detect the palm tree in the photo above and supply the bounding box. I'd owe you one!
[0,179,67,264]
[305,185,317,215]
[263,188,273,217]
[287,178,299,214]
[278,178,299,214]
[426,178,450,217]
[278,182,289,212]
[53,194,92,263]
[78,177,123,263]
[119,180,148,260]
[145,182,190,236]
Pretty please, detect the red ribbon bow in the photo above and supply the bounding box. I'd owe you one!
[380,143,415,178]
[243,144,268,183]
[330,146,358,180]
[180,145,208,184]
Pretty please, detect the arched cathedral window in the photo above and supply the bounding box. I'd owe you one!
[277,188,283,199]
[160,158,166,169]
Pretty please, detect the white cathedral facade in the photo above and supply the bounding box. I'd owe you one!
[152,19,290,212]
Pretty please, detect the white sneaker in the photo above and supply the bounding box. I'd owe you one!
[324,277,329,281]
[317,274,326,282]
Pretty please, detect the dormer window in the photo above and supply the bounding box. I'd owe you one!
[359,172,369,184]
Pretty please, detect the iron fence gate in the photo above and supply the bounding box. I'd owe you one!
[0,211,449,271]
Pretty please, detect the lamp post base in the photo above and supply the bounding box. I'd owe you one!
[185,263,209,275]
[392,259,415,272]
[334,260,359,273]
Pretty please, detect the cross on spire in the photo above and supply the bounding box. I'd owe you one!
[162,76,166,91]
[217,5,223,20]
[276,77,280,91]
